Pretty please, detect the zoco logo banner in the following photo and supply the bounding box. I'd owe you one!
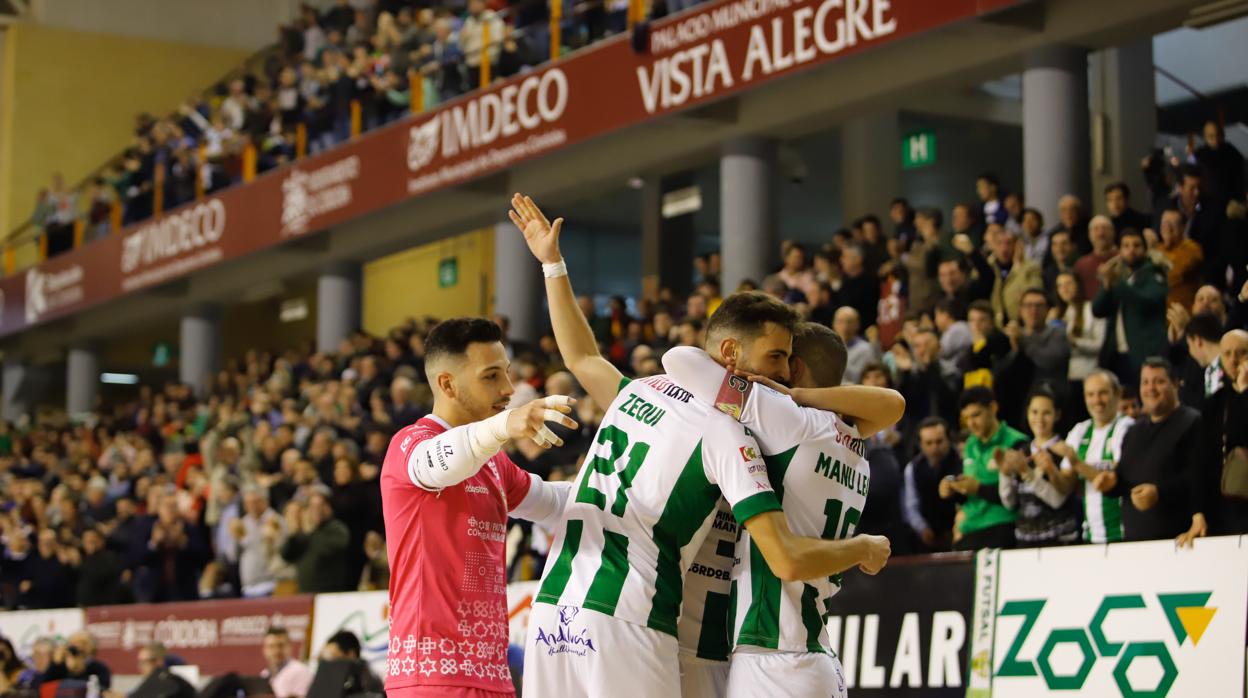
[966,538,1247,698]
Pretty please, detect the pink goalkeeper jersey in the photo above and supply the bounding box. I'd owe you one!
[381,415,533,694]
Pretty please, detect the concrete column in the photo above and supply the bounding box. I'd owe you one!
[841,112,901,224]
[494,222,544,344]
[66,345,99,416]
[641,173,696,302]
[720,137,777,293]
[1024,45,1091,229]
[317,261,362,353]
[3,357,29,422]
[180,304,222,397]
[1089,39,1155,215]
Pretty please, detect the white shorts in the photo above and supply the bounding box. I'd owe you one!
[727,648,847,698]
[679,654,729,698]
[522,603,678,697]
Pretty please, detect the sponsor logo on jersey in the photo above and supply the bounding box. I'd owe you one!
[399,435,414,453]
[464,484,489,495]
[533,606,597,657]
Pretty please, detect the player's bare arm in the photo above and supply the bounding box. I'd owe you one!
[744,510,891,579]
[508,192,624,408]
[768,383,904,439]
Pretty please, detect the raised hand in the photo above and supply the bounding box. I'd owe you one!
[508,193,564,264]
[507,395,579,449]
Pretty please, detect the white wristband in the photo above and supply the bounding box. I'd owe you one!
[543,259,568,278]
[470,408,513,459]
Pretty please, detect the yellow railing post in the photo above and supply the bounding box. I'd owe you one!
[242,142,257,183]
[550,0,562,61]
[195,145,208,199]
[153,163,166,216]
[408,68,424,114]
[4,246,15,275]
[73,219,85,248]
[110,201,122,233]
[38,234,47,262]
[350,100,362,137]
[480,20,492,88]
[295,123,307,159]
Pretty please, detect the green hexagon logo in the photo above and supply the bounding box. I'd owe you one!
[1112,641,1177,698]
[1036,628,1097,690]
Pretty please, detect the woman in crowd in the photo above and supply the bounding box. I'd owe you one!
[1055,270,1105,423]
[998,388,1082,547]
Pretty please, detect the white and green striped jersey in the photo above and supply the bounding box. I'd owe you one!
[728,383,870,654]
[536,375,781,638]
[1060,415,1133,544]
[677,499,737,663]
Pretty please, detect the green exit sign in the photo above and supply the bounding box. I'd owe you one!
[902,130,936,169]
[438,257,458,288]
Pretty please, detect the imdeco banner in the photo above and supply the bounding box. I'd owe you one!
[0,0,1019,338]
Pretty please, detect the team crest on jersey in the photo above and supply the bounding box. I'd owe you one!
[534,606,597,657]
[739,446,759,462]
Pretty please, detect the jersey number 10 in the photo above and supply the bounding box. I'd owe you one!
[576,425,651,517]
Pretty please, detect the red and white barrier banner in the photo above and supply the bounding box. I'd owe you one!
[0,608,86,662]
[85,595,314,676]
[0,0,1021,339]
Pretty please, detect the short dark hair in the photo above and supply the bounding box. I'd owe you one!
[968,299,994,317]
[959,386,996,409]
[425,318,503,369]
[327,630,362,657]
[704,291,801,350]
[1022,207,1045,227]
[934,297,966,321]
[1105,181,1130,199]
[1160,207,1187,225]
[1185,312,1224,343]
[265,626,289,639]
[1141,355,1177,381]
[916,207,943,229]
[978,172,1000,188]
[1021,287,1049,305]
[917,416,949,434]
[1179,164,1202,182]
[792,322,847,388]
[1118,227,1144,243]
[860,361,892,387]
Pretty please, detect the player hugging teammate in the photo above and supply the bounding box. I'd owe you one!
[508,194,904,698]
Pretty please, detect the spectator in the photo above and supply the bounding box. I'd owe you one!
[1009,288,1071,403]
[1019,208,1048,265]
[125,642,195,698]
[279,487,351,593]
[893,328,958,433]
[997,388,1082,546]
[979,223,1043,325]
[1156,207,1204,312]
[962,300,1011,392]
[1105,181,1152,235]
[976,172,1008,225]
[769,244,817,304]
[904,208,941,314]
[460,0,505,88]
[20,528,77,609]
[1092,228,1168,383]
[940,386,1028,550]
[1074,215,1118,300]
[1054,369,1134,544]
[1055,271,1106,417]
[901,417,961,552]
[1042,229,1078,298]
[77,528,129,607]
[832,306,880,384]
[1177,312,1225,409]
[136,494,208,603]
[1166,166,1223,286]
[0,637,23,694]
[1189,329,1248,539]
[233,485,284,597]
[1095,357,1204,542]
[934,297,973,369]
[1050,194,1089,253]
[889,197,917,250]
[951,202,983,248]
[935,257,973,311]
[1193,120,1245,206]
[1003,192,1025,237]
[838,244,880,329]
[358,529,389,591]
[260,627,314,698]
[40,631,111,689]
[318,631,384,693]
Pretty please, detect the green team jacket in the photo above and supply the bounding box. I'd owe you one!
[959,421,1029,534]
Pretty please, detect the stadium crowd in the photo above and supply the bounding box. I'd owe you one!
[0,119,1246,690]
[28,0,686,256]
